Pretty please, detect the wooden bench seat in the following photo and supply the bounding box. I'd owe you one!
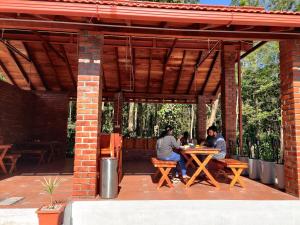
[151,157,177,189]
[215,158,248,188]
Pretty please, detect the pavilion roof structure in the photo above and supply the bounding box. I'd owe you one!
[0,0,299,103]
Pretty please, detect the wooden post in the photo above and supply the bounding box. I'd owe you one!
[237,48,243,156]
[113,92,123,133]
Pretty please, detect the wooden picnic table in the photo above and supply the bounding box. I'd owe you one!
[181,146,221,188]
[0,145,21,174]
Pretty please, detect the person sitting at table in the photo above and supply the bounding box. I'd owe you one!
[156,125,189,181]
[180,131,191,146]
[203,128,216,147]
[207,125,226,159]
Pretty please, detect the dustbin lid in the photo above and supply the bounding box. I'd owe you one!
[101,157,117,160]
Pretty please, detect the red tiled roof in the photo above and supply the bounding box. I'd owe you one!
[43,0,300,15]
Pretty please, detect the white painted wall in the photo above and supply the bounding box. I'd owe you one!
[0,208,38,225]
[65,200,300,225]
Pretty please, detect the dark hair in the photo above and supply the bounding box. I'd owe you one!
[158,125,173,139]
[208,125,218,133]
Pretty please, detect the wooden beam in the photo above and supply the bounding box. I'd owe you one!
[161,38,177,93]
[23,42,49,90]
[115,47,121,91]
[0,59,17,86]
[239,41,267,60]
[129,37,135,92]
[5,43,35,90]
[60,44,76,88]
[147,49,152,93]
[0,18,299,40]
[213,80,221,96]
[187,51,203,94]
[41,43,63,90]
[188,41,221,94]
[199,51,219,95]
[34,31,66,63]
[102,64,107,92]
[0,39,31,62]
[174,50,187,94]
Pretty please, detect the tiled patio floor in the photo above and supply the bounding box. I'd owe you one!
[0,158,297,209]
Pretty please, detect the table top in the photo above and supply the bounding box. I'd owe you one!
[182,146,220,155]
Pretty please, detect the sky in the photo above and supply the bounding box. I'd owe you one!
[200,0,231,5]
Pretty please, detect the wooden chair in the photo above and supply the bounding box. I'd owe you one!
[100,133,123,183]
[215,158,248,188]
[151,157,177,189]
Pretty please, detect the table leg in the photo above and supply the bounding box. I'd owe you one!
[186,154,220,188]
[0,159,7,174]
[182,153,196,169]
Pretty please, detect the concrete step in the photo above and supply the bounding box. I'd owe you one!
[0,208,38,225]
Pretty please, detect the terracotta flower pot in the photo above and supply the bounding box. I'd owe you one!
[36,204,65,225]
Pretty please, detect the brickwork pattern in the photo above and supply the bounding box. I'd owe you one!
[280,39,300,197]
[73,32,103,198]
[197,96,207,142]
[221,44,237,154]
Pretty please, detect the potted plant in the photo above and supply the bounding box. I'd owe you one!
[36,177,65,225]
[259,141,275,184]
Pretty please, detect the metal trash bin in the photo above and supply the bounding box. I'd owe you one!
[100,157,118,199]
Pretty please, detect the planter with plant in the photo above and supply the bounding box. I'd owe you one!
[36,177,65,225]
[259,139,276,184]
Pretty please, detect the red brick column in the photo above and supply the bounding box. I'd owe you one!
[280,39,300,197]
[113,92,123,133]
[73,32,103,198]
[197,96,207,142]
[221,44,237,154]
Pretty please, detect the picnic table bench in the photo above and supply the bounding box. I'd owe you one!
[215,158,248,188]
[151,157,177,189]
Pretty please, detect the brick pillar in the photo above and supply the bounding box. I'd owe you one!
[197,96,206,142]
[221,44,237,154]
[113,92,123,133]
[73,32,103,198]
[280,39,300,197]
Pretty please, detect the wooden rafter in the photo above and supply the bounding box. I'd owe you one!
[42,43,63,90]
[187,51,203,94]
[5,44,35,90]
[213,80,221,95]
[115,47,121,91]
[160,38,177,93]
[147,49,152,93]
[0,59,17,86]
[60,44,76,88]
[199,51,219,95]
[239,41,267,60]
[173,50,187,94]
[23,42,49,90]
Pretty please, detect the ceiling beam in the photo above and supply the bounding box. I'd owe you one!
[115,47,121,91]
[5,43,34,90]
[187,51,203,94]
[239,41,267,61]
[174,50,187,94]
[199,51,219,95]
[23,42,49,90]
[60,44,76,89]
[41,43,63,90]
[147,49,152,93]
[0,59,17,86]
[161,38,177,93]
[188,41,221,94]
[213,80,221,96]
[1,18,299,40]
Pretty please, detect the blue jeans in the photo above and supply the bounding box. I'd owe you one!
[159,152,187,176]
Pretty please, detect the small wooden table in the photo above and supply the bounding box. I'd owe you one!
[182,147,221,188]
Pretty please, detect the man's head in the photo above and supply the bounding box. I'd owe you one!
[207,125,218,137]
[165,125,174,135]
